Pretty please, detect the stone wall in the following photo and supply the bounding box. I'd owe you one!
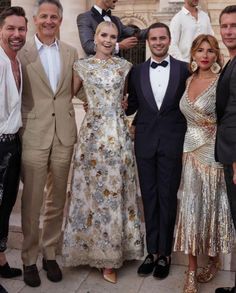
[0,0,11,13]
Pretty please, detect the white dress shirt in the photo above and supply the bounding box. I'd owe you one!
[93,5,119,53]
[0,46,22,135]
[150,55,170,110]
[169,7,214,62]
[35,34,61,93]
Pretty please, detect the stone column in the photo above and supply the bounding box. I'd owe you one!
[11,0,36,39]
[60,0,87,57]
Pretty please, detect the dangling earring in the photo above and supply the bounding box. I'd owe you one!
[94,42,97,53]
[191,60,198,72]
[210,62,221,74]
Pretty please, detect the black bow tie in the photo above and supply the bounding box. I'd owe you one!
[151,60,168,69]
[102,9,112,17]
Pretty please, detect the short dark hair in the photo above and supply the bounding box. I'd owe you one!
[35,0,63,17]
[0,6,28,28]
[219,5,236,24]
[146,22,171,39]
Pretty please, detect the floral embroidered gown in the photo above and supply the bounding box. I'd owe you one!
[174,76,235,256]
[62,57,143,268]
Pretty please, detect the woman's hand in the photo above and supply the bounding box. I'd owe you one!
[83,102,88,112]
[121,94,128,111]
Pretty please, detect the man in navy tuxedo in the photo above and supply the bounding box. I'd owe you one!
[215,5,236,293]
[77,0,144,56]
[126,22,189,279]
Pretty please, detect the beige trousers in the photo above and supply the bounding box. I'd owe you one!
[21,135,74,265]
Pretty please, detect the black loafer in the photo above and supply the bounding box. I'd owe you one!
[137,254,155,276]
[23,264,41,287]
[153,255,171,279]
[42,258,62,282]
[215,287,236,293]
[0,262,22,278]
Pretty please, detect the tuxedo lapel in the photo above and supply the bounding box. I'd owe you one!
[23,39,52,91]
[216,57,236,119]
[110,16,121,37]
[91,7,104,24]
[160,56,179,113]
[141,59,158,112]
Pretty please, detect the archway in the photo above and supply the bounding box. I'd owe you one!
[120,24,146,65]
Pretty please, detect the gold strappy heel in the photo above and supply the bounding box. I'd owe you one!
[183,270,198,293]
[197,258,221,283]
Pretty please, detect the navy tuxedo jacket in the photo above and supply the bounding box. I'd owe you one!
[127,56,189,159]
[77,7,140,56]
[216,56,236,164]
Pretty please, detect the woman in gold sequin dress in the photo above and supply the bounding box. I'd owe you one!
[62,22,143,283]
[173,35,235,293]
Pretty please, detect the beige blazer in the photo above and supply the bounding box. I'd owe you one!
[19,38,78,149]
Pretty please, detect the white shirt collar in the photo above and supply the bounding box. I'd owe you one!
[182,6,200,15]
[34,34,59,51]
[94,5,103,15]
[150,55,170,66]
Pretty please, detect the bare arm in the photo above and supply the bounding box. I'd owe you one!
[73,72,83,96]
[233,162,236,185]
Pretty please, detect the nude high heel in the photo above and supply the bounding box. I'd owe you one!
[102,268,117,284]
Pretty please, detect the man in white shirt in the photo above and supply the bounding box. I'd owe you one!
[19,0,78,287]
[126,22,189,280]
[0,6,27,292]
[77,0,144,56]
[169,0,214,62]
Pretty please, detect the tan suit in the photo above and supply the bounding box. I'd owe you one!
[19,38,78,265]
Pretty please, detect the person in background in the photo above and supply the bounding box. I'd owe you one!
[169,0,213,62]
[62,21,143,284]
[0,6,27,293]
[77,0,145,56]
[215,5,236,293]
[19,0,78,287]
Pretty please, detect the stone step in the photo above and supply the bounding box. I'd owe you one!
[8,212,235,271]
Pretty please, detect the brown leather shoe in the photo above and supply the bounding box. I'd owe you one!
[42,258,62,282]
[23,264,41,287]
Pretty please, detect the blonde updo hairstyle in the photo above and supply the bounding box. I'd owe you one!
[95,21,118,39]
[189,34,223,74]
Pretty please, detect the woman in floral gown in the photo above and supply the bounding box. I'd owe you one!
[62,21,143,283]
[173,35,235,293]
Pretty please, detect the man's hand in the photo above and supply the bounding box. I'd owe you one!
[119,37,138,50]
[233,162,236,185]
[121,94,128,111]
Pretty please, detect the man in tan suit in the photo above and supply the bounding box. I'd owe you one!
[19,0,78,287]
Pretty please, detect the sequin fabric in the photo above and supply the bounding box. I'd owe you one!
[62,57,144,268]
[174,76,235,256]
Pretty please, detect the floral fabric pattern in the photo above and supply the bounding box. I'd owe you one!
[62,57,143,268]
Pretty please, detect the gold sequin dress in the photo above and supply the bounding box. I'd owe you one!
[62,57,143,268]
[174,76,235,256]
